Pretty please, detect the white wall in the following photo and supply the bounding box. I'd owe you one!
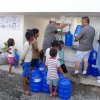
[0,14,99,67]
[0,15,24,56]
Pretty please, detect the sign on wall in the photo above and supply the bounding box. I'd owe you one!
[0,16,21,30]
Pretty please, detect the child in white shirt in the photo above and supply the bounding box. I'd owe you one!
[21,31,34,95]
[45,40,60,62]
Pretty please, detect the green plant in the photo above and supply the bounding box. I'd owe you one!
[1,42,8,52]
[1,41,17,52]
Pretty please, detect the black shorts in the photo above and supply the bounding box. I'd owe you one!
[61,64,68,73]
[31,59,39,68]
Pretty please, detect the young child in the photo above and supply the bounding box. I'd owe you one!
[7,38,16,77]
[58,40,68,74]
[21,31,34,95]
[45,48,67,97]
[31,28,39,70]
[45,40,60,62]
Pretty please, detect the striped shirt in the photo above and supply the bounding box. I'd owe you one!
[45,58,60,79]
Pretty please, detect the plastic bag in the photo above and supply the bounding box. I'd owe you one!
[0,52,9,65]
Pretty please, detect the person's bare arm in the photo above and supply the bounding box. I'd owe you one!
[74,37,79,42]
[57,31,70,35]
[6,48,11,54]
[45,64,48,70]
[57,23,71,29]
[45,60,48,71]
[58,67,67,78]
[21,43,29,62]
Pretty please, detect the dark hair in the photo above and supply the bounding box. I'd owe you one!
[25,31,33,40]
[59,40,64,45]
[49,48,57,57]
[27,29,32,32]
[51,40,59,47]
[7,38,15,47]
[32,28,39,36]
[82,16,90,24]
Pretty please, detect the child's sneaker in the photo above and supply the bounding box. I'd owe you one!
[81,74,87,78]
[72,73,80,78]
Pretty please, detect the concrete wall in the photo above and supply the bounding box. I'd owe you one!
[0,15,100,67]
[0,15,24,55]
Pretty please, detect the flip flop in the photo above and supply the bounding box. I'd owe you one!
[23,91,31,96]
[49,94,53,97]
[53,92,57,96]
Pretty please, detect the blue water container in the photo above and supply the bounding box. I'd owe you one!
[58,74,71,100]
[38,61,46,76]
[87,49,99,77]
[30,68,42,93]
[15,52,20,61]
[74,25,83,37]
[42,71,50,93]
[58,73,64,79]
[65,31,73,46]
[88,49,97,64]
[12,52,20,66]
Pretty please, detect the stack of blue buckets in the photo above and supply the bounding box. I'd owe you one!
[30,61,72,100]
[30,67,42,92]
[87,49,100,77]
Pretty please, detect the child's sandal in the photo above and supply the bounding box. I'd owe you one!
[53,92,57,96]
[49,94,53,97]
[23,91,31,96]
